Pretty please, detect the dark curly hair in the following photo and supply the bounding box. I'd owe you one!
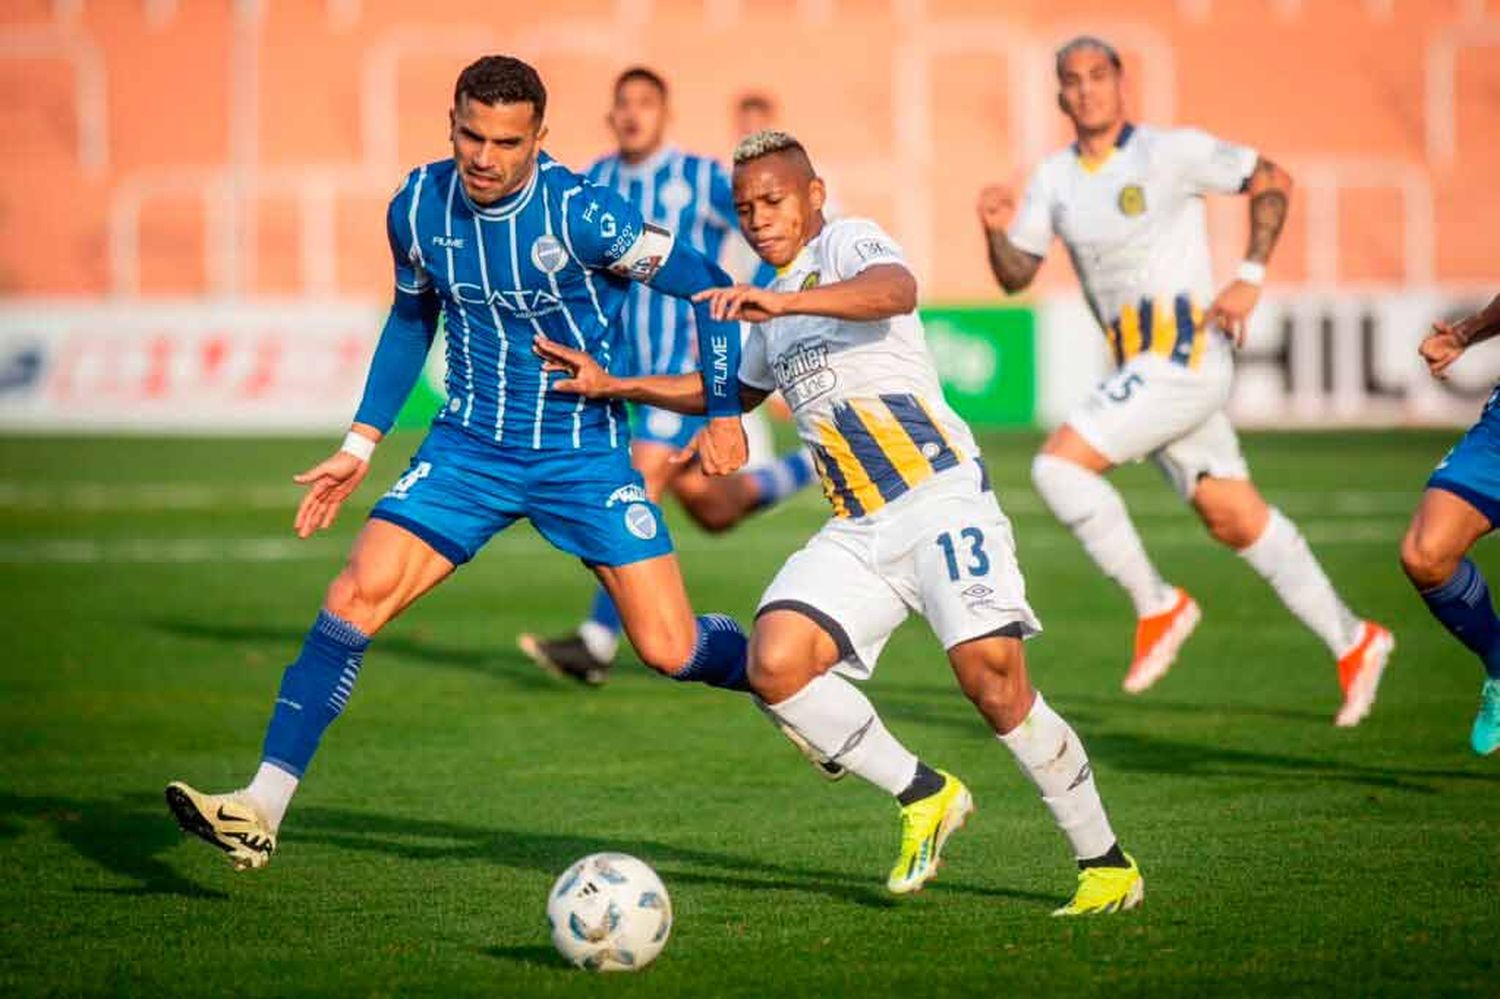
[454,55,547,123]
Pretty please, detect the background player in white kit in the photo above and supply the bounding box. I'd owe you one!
[977,36,1392,725]
[537,130,1143,915]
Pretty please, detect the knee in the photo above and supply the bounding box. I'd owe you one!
[1400,528,1460,590]
[747,636,816,702]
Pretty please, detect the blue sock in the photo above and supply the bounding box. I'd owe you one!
[260,610,370,777]
[750,450,816,510]
[586,586,622,636]
[1421,559,1500,679]
[672,614,750,691]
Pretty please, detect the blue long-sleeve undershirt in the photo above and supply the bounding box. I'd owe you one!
[646,240,744,418]
[352,289,441,434]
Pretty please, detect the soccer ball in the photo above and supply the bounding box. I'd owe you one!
[546,852,672,972]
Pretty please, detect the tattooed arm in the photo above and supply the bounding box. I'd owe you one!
[977,184,1045,294]
[1203,156,1294,345]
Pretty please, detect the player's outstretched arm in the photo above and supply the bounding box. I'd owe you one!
[291,288,440,539]
[693,264,916,324]
[533,335,768,415]
[1420,293,1500,379]
[977,183,1044,294]
[1205,157,1293,346]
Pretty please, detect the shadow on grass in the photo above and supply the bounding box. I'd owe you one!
[863,688,1500,794]
[478,944,564,971]
[151,619,563,691]
[0,790,1055,912]
[0,790,227,900]
[289,804,1052,910]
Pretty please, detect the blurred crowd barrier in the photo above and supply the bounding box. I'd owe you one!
[2,0,1497,430]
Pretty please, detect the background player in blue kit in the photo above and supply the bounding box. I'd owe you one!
[1401,293,1500,755]
[519,67,815,685]
[162,55,761,870]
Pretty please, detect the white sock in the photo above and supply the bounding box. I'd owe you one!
[997,692,1117,861]
[1032,454,1176,617]
[1238,507,1363,655]
[767,673,919,796]
[243,762,299,832]
[577,621,620,663]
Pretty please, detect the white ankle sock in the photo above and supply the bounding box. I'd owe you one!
[577,621,620,663]
[997,692,1117,861]
[767,673,918,796]
[1237,507,1363,655]
[1032,454,1176,617]
[244,762,299,832]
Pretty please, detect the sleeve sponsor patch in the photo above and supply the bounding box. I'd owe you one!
[853,237,898,261]
[607,222,676,282]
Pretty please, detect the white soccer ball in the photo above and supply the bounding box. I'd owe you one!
[546,852,672,972]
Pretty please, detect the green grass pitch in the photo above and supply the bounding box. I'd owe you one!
[1,429,1496,996]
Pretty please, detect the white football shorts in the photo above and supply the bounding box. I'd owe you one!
[1068,352,1250,500]
[755,460,1041,676]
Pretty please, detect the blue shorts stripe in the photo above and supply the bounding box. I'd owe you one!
[367,509,472,566]
[1427,478,1500,529]
[1170,293,1195,366]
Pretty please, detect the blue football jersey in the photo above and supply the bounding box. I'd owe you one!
[387,154,682,452]
[587,148,739,377]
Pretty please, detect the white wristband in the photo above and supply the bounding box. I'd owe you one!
[1236,260,1267,286]
[340,430,377,462]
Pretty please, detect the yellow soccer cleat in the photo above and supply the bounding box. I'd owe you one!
[885,771,973,895]
[165,781,277,871]
[1052,854,1144,916]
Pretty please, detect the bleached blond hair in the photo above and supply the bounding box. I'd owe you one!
[732,129,806,166]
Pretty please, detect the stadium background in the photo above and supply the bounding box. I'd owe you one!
[3,0,1499,433]
[4,4,1500,996]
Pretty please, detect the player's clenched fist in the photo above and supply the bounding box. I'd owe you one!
[976,184,1019,233]
[1419,320,1467,379]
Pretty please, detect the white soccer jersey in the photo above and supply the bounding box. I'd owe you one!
[739,217,980,519]
[1008,123,1257,370]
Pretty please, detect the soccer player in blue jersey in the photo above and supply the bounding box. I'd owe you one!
[1401,294,1500,755]
[163,56,764,870]
[518,67,814,685]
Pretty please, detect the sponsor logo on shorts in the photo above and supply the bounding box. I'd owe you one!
[624,502,658,541]
[384,460,432,500]
[772,340,837,410]
[606,484,649,507]
[961,583,994,600]
[530,234,568,274]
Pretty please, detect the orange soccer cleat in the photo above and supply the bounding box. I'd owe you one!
[1334,621,1395,728]
[1123,589,1201,694]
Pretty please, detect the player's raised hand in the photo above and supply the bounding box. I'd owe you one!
[292,450,370,539]
[673,415,748,476]
[692,285,787,323]
[976,184,1018,233]
[1203,280,1261,347]
[532,335,612,397]
[1419,319,1467,379]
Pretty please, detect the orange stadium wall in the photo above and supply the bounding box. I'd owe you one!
[1,0,1498,430]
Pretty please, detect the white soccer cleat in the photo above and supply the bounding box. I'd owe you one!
[1334,622,1395,728]
[165,781,277,871]
[1123,589,1201,694]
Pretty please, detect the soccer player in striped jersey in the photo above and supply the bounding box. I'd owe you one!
[978,36,1392,725]
[1401,295,1500,755]
[518,67,814,685]
[535,131,1143,913]
[163,56,766,871]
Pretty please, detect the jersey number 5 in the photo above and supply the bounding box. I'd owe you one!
[936,528,990,581]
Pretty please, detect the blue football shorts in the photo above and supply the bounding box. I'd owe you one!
[369,420,674,567]
[1428,385,1500,526]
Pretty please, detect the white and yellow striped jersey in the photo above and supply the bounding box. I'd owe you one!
[740,217,979,519]
[1008,123,1257,370]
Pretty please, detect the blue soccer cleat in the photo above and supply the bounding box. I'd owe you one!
[1471,678,1500,757]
